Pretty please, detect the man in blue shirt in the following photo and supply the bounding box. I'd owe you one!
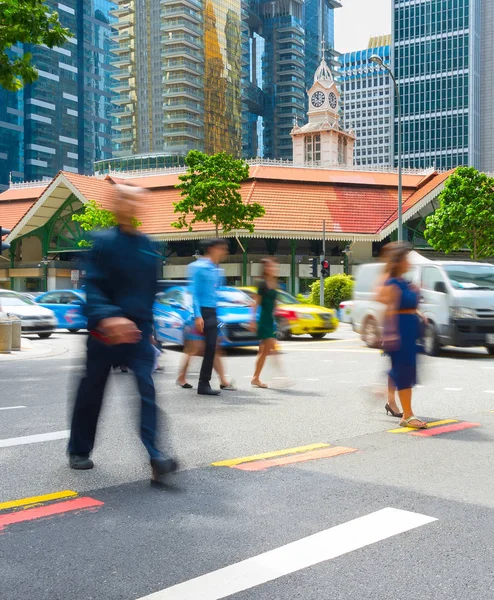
[187,239,228,395]
[68,184,178,484]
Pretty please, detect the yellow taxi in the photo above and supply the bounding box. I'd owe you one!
[240,287,339,340]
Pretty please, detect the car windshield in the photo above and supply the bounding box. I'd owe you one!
[0,293,35,306]
[217,289,253,307]
[276,290,299,305]
[444,265,494,291]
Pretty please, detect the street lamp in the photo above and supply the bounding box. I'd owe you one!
[370,54,403,242]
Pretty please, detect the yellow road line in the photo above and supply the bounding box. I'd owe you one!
[388,419,458,434]
[212,443,331,467]
[0,490,78,511]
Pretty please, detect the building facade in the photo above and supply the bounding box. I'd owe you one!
[340,36,392,167]
[111,0,340,162]
[0,0,115,190]
[393,0,483,171]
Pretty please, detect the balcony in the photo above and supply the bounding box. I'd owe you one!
[164,114,203,126]
[162,32,201,49]
[162,6,201,22]
[162,46,202,61]
[163,87,204,101]
[113,94,134,105]
[161,19,202,36]
[164,100,202,113]
[161,0,201,9]
[111,68,132,81]
[164,59,202,76]
[111,41,133,55]
[110,4,133,18]
[112,18,133,30]
[163,125,203,139]
[111,107,134,118]
[163,73,202,87]
[111,81,134,94]
[113,119,133,131]
[113,132,134,143]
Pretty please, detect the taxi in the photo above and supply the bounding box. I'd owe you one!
[240,287,338,340]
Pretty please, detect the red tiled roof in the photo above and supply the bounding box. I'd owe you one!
[0,199,36,230]
[0,185,47,202]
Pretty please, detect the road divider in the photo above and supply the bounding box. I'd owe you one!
[212,443,330,467]
[0,489,104,531]
[388,419,480,437]
[388,419,458,434]
[233,447,357,471]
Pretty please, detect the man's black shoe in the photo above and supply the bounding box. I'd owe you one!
[197,384,221,396]
[151,457,179,484]
[69,455,94,470]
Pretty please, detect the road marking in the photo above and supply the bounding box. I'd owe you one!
[137,508,436,600]
[212,443,330,467]
[0,490,77,511]
[444,388,463,391]
[0,406,26,411]
[410,422,480,437]
[305,378,320,381]
[0,430,69,448]
[0,497,104,531]
[483,390,494,394]
[388,419,458,434]
[233,446,357,471]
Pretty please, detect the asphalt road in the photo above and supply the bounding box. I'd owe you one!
[1,326,494,599]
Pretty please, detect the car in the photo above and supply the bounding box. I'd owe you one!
[339,300,353,324]
[240,287,339,340]
[0,290,58,338]
[36,290,87,332]
[153,286,260,347]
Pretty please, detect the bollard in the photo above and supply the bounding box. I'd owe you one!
[0,313,12,354]
[9,315,22,351]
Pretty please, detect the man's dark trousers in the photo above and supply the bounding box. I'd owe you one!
[199,307,218,386]
[68,323,161,459]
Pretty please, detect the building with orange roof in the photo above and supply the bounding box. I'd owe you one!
[0,162,452,294]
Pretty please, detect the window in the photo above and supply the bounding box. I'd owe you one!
[304,134,321,165]
[421,267,446,291]
[39,292,62,304]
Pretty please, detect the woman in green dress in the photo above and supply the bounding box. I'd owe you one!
[251,258,278,388]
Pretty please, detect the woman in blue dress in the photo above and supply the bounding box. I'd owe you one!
[381,244,426,429]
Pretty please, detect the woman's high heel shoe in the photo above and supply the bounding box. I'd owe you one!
[385,403,403,418]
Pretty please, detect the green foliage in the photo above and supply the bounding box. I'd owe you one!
[72,200,140,247]
[296,293,311,304]
[0,0,70,91]
[172,150,265,235]
[308,274,354,309]
[424,167,494,260]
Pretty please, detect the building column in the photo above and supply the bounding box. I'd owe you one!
[290,240,297,296]
[242,240,249,286]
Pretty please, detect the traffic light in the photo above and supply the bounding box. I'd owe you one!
[311,257,318,278]
[0,227,11,253]
[321,259,330,278]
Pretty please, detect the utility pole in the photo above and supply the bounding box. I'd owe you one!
[319,219,325,307]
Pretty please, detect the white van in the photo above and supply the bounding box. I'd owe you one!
[353,255,494,356]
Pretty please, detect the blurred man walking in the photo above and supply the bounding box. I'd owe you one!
[68,184,178,484]
[187,239,228,395]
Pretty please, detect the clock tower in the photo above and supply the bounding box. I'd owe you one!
[291,46,355,167]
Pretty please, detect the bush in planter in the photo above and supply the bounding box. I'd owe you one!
[308,274,354,309]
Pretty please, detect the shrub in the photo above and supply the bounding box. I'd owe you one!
[308,274,354,309]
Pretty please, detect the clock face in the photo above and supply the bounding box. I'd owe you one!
[311,91,325,108]
[328,92,337,110]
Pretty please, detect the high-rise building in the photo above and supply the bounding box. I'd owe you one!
[111,0,339,161]
[340,36,392,167]
[0,0,115,190]
[393,0,484,171]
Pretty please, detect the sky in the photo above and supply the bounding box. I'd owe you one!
[334,0,392,54]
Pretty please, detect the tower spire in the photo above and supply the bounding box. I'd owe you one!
[321,36,326,61]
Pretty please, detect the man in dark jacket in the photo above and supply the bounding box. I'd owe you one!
[68,184,177,483]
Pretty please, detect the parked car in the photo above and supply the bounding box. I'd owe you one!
[339,300,353,324]
[153,286,259,347]
[0,290,57,338]
[353,253,494,355]
[36,290,87,332]
[240,287,338,340]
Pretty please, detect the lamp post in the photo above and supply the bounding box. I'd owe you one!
[370,54,403,242]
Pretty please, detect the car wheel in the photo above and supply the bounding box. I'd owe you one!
[38,333,52,339]
[486,346,494,356]
[276,321,291,341]
[362,317,380,348]
[310,333,326,340]
[68,329,80,333]
[423,322,440,356]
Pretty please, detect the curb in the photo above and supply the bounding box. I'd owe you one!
[0,338,70,361]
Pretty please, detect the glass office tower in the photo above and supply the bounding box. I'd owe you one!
[393,0,481,170]
[340,36,392,167]
[0,0,115,189]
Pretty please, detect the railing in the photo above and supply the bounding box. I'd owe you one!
[9,179,50,189]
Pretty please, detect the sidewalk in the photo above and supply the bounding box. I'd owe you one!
[0,337,70,361]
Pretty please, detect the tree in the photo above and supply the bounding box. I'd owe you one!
[72,200,140,247]
[172,150,265,236]
[0,0,70,91]
[308,274,354,309]
[424,167,494,260]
